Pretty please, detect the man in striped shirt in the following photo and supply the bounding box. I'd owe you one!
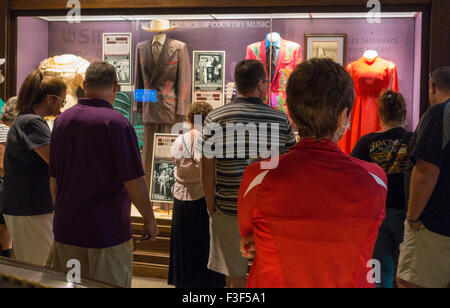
[199,60,296,288]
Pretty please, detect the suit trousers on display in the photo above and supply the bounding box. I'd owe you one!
[143,123,173,192]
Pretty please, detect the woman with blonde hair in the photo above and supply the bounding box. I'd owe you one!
[0,70,66,265]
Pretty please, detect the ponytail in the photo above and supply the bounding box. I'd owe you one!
[17,70,67,114]
[378,90,406,124]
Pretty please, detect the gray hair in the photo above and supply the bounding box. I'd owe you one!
[1,96,19,123]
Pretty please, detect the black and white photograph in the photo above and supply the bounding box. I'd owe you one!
[193,51,225,91]
[193,51,226,109]
[150,134,179,204]
[104,56,131,84]
[102,33,133,84]
[151,160,176,202]
[304,34,347,66]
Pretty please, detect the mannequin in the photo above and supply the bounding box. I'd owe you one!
[246,33,302,117]
[363,49,379,60]
[135,20,191,207]
[339,51,399,154]
[39,54,90,111]
[152,32,166,46]
[266,32,281,44]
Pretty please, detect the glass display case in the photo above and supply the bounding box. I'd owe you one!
[15,11,424,219]
[0,257,116,288]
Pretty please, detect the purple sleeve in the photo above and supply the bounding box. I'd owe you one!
[110,120,145,183]
[49,121,57,178]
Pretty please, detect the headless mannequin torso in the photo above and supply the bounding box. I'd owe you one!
[152,33,167,46]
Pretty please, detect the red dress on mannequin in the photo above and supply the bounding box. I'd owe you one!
[339,56,399,154]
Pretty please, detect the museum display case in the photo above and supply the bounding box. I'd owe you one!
[1,0,447,280]
[8,10,427,217]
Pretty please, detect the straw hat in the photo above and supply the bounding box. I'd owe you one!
[142,20,176,32]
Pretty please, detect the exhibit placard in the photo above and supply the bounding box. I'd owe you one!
[193,51,226,109]
[102,33,133,85]
[150,133,179,204]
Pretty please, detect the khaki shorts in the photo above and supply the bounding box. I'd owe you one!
[50,239,134,288]
[397,221,450,288]
[208,209,248,278]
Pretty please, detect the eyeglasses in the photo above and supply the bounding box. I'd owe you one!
[52,95,67,107]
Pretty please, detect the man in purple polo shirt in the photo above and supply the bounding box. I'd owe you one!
[49,62,159,288]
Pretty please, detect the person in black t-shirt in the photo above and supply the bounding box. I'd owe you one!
[352,90,412,288]
[397,67,450,288]
[0,70,67,266]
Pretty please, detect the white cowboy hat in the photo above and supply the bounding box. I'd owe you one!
[142,20,176,32]
[0,59,5,66]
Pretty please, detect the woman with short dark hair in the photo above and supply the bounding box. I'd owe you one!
[238,58,387,288]
[168,101,225,288]
[351,90,412,288]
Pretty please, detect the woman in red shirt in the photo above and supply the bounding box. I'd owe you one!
[238,58,387,288]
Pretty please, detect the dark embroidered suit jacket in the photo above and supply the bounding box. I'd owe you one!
[134,37,191,124]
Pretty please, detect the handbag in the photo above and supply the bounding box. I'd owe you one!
[180,130,199,169]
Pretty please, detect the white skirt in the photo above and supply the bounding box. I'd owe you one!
[4,213,54,266]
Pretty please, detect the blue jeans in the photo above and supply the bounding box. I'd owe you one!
[373,208,406,288]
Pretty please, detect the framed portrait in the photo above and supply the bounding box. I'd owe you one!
[150,133,179,204]
[304,34,347,66]
[102,33,133,85]
[193,51,226,109]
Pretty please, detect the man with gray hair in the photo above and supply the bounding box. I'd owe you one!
[398,66,450,288]
[49,61,159,287]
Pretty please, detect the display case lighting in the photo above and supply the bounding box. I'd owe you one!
[122,15,214,21]
[210,13,310,19]
[310,12,417,19]
[38,12,416,23]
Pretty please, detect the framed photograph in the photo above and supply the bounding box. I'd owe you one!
[102,33,133,85]
[304,34,347,66]
[193,51,226,109]
[150,134,179,204]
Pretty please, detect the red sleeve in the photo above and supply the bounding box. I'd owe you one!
[389,63,399,92]
[238,162,264,237]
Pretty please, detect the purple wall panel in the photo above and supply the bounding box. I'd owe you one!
[413,13,423,130]
[18,17,419,129]
[17,17,49,93]
[274,18,416,131]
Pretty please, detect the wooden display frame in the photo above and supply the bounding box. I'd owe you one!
[304,33,347,66]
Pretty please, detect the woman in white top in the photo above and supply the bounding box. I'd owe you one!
[168,101,225,288]
[0,97,18,258]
